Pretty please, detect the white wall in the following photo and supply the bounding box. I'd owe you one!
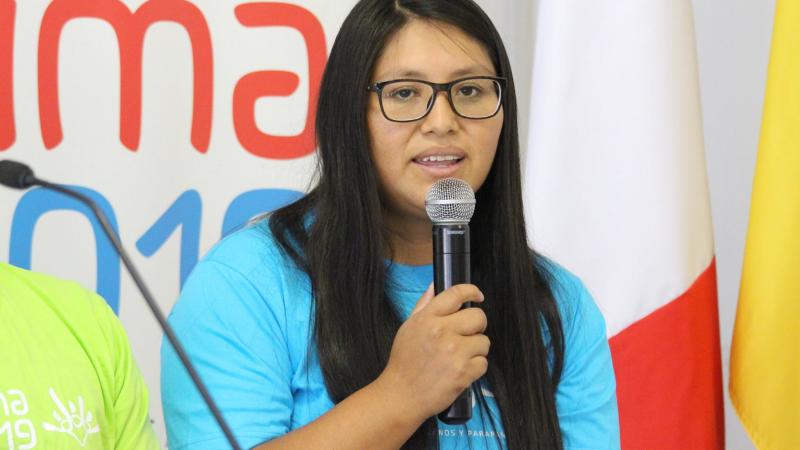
[693,0,775,448]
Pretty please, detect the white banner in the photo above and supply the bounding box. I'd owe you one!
[0,0,358,442]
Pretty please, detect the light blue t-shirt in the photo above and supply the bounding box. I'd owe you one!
[161,223,619,450]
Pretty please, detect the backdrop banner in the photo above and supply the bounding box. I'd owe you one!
[0,0,358,442]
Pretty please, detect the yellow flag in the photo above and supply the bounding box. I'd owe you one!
[729,1,800,449]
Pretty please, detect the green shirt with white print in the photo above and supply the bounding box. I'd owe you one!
[0,263,160,449]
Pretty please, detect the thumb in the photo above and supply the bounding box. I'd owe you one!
[410,283,435,316]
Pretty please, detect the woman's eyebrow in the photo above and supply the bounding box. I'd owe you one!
[449,65,494,78]
[376,65,494,81]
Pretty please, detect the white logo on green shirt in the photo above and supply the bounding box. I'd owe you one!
[41,388,99,447]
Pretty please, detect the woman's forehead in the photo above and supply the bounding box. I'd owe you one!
[372,20,495,82]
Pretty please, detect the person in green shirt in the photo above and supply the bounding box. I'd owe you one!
[0,262,161,449]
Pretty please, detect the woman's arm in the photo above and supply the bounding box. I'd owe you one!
[255,283,489,450]
[252,376,423,450]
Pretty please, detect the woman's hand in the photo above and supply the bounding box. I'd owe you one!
[254,284,488,450]
[375,283,490,423]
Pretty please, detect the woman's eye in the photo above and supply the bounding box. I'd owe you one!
[458,86,482,97]
[387,88,417,100]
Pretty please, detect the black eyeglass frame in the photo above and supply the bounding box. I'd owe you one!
[366,76,508,123]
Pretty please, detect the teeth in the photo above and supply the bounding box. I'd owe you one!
[419,155,461,163]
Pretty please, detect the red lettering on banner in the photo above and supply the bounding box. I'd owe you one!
[233,3,326,159]
[38,0,213,152]
[0,0,15,150]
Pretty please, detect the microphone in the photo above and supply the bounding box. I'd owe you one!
[425,178,476,425]
[0,159,242,450]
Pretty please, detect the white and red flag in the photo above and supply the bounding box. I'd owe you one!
[524,2,724,448]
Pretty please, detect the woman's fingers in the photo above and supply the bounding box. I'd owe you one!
[461,334,491,358]
[427,284,484,316]
[448,307,488,336]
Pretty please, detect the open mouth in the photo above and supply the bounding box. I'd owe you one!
[413,155,465,167]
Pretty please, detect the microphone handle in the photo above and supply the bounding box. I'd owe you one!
[29,177,243,450]
[432,224,473,425]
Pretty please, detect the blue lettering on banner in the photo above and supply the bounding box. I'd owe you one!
[136,190,202,288]
[9,186,121,311]
[7,187,302,313]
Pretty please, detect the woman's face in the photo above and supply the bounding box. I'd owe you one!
[367,20,503,225]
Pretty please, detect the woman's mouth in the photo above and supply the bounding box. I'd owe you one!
[414,155,464,166]
[412,154,465,177]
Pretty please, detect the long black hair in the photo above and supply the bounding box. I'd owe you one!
[269,0,565,448]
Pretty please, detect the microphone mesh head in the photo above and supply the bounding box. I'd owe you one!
[425,178,476,224]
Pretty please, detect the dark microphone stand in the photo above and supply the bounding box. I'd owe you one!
[0,160,242,450]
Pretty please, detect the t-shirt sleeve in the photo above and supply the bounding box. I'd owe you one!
[90,291,161,450]
[554,276,620,450]
[161,255,295,450]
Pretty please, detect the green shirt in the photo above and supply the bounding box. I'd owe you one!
[0,263,160,449]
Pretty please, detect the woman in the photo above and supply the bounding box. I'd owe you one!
[161,0,619,449]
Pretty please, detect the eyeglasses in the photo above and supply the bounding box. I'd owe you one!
[367,76,507,123]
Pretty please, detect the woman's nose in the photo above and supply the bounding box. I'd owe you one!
[420,91,459,135]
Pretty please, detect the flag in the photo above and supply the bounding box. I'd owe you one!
[729,1,800,448]
[523,2,724,448]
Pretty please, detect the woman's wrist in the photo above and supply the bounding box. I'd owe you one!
[369,371,430,432]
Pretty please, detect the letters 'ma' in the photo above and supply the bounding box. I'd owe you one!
[37,0,213,152]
